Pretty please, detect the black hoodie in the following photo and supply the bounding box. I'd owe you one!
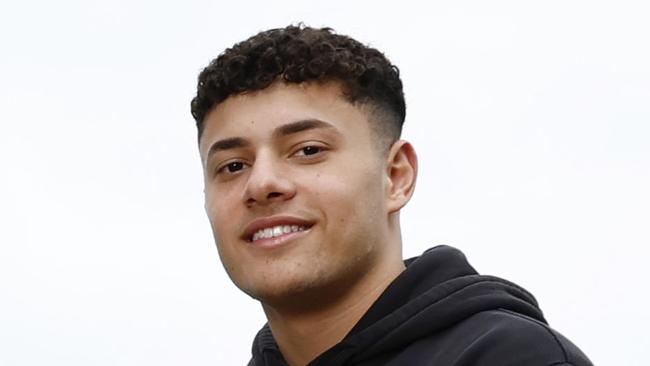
[248,245,593,366]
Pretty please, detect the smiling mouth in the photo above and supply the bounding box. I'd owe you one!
[249,224,311,242]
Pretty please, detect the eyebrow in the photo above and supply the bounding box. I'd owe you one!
[207,137,250,157]
[206,118,338,161]
[272,119,337,139]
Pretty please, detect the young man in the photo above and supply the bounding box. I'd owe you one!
[191,25,592,366]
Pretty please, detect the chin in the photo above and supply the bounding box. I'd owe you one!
[240,273,319,300]
[237,268,340,309]
[241,263,371,312]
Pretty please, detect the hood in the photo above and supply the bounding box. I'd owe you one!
[250,245,545,366]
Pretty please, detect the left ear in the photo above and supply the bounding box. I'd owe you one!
[385,140,418,214]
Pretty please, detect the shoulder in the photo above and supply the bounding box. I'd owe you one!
[453,309,592,366]
[376,309,592,366]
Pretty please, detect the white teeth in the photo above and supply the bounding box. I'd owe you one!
[252,224,308,241]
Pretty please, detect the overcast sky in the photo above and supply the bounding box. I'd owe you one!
[1,1,648,365]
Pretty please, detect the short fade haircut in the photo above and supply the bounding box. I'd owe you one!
[190,24,406,149]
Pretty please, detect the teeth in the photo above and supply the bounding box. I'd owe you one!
[252,224,307,241]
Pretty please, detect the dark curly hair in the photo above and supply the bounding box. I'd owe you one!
[191,24,406,148]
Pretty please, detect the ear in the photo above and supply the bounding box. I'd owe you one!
[385,140,418,214]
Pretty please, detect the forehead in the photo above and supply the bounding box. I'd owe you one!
[199,82,373,155]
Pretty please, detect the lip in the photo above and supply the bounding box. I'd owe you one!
[241,215,315,243]
[248,227,312,248]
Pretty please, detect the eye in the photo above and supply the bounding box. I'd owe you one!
[217,161,247,175]
[294,145,325,157]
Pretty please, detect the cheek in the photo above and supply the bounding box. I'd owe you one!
[204,189,242,276]
[303,164,385,223]
[204,187,242,238]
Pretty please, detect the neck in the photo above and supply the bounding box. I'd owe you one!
[262,254,405,366]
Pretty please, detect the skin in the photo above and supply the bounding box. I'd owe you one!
[199,81,418,366]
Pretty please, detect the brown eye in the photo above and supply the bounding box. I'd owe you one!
[301,146,321,156]
[226,162,244,172]
[218,161,246,175]
[292,143,328,159]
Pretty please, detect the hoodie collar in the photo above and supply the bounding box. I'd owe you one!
[249,245,544,366]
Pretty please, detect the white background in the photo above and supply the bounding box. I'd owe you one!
[1,1,648,365]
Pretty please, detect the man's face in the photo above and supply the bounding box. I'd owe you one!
[199,82,393,305]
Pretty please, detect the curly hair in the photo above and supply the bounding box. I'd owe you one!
[190,24,406,148]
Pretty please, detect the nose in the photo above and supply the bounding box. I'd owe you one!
[243,152,296,207]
